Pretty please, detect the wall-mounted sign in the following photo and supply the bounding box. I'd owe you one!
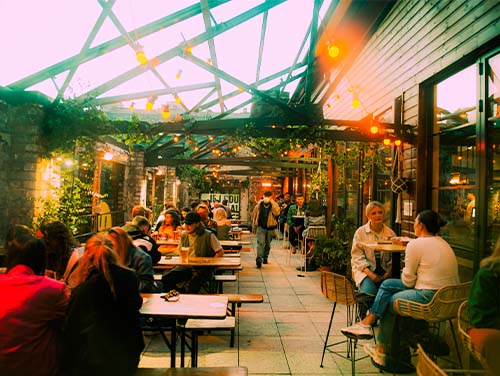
[201,192,240,215]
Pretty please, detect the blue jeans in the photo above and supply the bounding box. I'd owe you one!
[359,274,384,296]
[370,278,436,345]
[256,227,275,260]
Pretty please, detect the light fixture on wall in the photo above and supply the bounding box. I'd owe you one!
[103,151,113,161]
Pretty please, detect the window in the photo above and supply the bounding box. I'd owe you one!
[432,65,477,257]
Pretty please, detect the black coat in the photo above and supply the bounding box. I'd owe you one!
[63,265,144,376]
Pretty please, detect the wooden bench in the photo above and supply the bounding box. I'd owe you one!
[213,274,237,293]
[185,317,236,366]
[135,366,248,375]
[218,293,264,315]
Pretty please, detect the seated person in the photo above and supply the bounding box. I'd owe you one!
[468,237,500,376]
[161,212,224,293]
[38,221,81,279]
[196,204,218,235]
[213,207,232,240]
[286,193,308,254]
[0,226,69,376]
[108,227,159,293]
[351,201,395,296]
[341,210,459,370]
[63,234,144,375]
[123,215,161,265]
[300,198,326,271]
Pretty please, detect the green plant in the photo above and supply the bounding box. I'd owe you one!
[313,215,356,273]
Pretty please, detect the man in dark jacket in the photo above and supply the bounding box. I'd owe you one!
[122,216,161,265]
[252,191,281,268]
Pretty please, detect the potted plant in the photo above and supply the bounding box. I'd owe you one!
[313,215,355,274]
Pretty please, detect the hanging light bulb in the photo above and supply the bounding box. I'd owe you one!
[370,125,379,134]
[328,43,340,58]
[394,139,402,146]
[129,102,135,110]
[103,151,113,161]
[383,138,391,146]
[174,96,182,104]
[326,103,332,110]
[146,96,156,111]
[351,95,361,108]
[135,44,147,65]
[161,105,170,118]
[175,69,182,79]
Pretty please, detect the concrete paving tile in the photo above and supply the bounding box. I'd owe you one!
[276,321,320,337]
[239,350,290,374]
[238,302,272,313]
[280,335,326,353]
[196,351,239,368]
[273,311,312,323]
[286,352,343,374]
[238,335,284,352]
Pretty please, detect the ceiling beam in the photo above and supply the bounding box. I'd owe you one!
[9,0,231,90]
[80,0,286,101]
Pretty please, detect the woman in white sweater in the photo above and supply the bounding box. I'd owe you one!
[341,210,459,367]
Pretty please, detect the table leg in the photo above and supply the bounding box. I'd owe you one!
[171,323,177,368]
[391,252,401,278]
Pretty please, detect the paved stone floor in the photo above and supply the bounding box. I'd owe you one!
[139,235,418,375]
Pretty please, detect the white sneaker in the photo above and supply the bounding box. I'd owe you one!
[340,322,373,338]
[363,343,386,367]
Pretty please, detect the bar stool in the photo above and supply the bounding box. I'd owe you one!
[394,281,472,368]
[320,271,375,376]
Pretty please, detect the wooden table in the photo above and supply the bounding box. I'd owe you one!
[157,256,241,268]
[140,294,228,368]
[364,243,407,278]
[219,240,242,250]
[157,239,180,246]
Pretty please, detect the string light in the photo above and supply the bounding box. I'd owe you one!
[328,43,340,58]
[135,44,147,65]
[129,102,135,110]
[370,125,379,134]
[383,138,391,146]
[175,69,182,79]
[161,105,170,118]
[351,95,361,108]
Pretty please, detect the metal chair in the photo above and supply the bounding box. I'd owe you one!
[299,225,326,271]
[394,281,472,368]
[416,344,486,376]
[457,301,489,371]
[320,271,375,376]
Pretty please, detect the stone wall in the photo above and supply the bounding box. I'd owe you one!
[0,101,45,240]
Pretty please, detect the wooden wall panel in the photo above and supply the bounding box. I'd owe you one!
[324,0,500,121]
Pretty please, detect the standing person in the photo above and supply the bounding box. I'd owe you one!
[122,216,161,265]
[108,227,158,293]
[63,234,144,376]
[341,210,459,371]
[286,193,308,254]
[278,192,292,239]
[221,199,233,219]
[0,228,69,376]
[252,191,281,268]
[300,198,326,271]
[468,236,500,376]
[351,201,396,296]
[161,212,224,293]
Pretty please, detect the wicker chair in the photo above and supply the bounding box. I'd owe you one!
[394,281,472,368]
[416,344,486,376]
[320,271,374,376]
[458,301,489,371]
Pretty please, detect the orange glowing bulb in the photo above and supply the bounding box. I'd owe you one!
[394,140,402,146]
[352,97,361,108]
[370,126,379,134]
[383,138,391,146]
[328,45,340,58]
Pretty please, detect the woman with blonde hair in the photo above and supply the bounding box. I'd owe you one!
[108,227,157,292]
[468,237,500,375]
[63,234,144,375]
[213,207,231,240]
